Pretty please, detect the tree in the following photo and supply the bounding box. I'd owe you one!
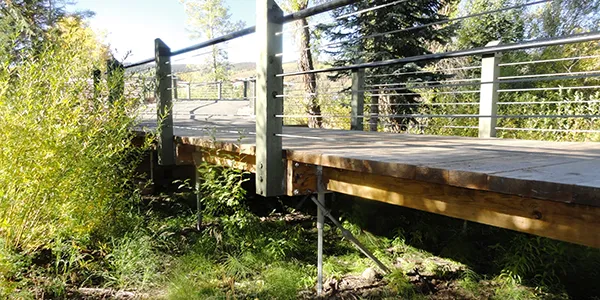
[320,0,454,131]
[181,0,244,82]
[0,0,92,62]
[281,0,322,128]
[454,0,525,49]
[528,0,600,39]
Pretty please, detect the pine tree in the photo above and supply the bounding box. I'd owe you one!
[319,0,454,131]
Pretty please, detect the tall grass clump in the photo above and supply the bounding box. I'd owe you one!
[0,16,144,253]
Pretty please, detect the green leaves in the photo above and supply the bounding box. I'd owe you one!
[0,11,147,252]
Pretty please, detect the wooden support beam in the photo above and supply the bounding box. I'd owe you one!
[193,149,256,173]
[324,168,600,249]
[175,143,196,165]
[155,38,175,166]
[351,68,365,131]
[255,0,285,196]
[286,161,318,196]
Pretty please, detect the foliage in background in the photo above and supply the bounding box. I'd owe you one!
[180,0,245,82]
[0,0,93,62]
[320,0,456,131]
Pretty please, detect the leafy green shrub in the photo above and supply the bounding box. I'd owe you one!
[0,16,146,252]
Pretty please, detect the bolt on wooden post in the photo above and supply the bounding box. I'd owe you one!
[255,0,284,197]
[351,68,365,131]
[478,41,501,138]
[155,38,175,166]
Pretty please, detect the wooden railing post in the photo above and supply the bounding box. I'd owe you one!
[155,38,175,166]
[351,68,365,131]
[106,58,124,104]
[243,79,249,100]
[256,0,284,197]
[217,81,223,100]
[172,75,178,100]
[92,69,101,100]
[478,41,501,138]
[252,78,257,115]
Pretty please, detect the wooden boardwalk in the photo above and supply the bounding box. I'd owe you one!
[136,114,600,248]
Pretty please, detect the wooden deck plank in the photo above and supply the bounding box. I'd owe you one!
[135,118,600,206]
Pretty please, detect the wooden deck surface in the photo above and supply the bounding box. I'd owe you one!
[138,116,600,207]
[134,114,600,248]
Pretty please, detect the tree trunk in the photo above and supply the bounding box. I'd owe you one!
[296,6,321,128]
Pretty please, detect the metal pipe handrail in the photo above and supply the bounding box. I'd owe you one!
[277,31,600,77]
[124,0,360,69]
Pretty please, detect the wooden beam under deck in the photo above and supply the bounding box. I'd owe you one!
[172,141,600,249]
[325,168,600,249]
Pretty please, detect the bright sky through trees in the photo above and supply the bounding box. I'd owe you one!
[68,0,301,64]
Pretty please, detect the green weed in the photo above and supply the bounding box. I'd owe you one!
[385,269,420,299]
[104,233,162,289]
[492,271,537,300]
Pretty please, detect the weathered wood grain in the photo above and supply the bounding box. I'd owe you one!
[137,118,600,206]
[325,168,600,248]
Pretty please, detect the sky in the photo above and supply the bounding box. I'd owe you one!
[68,0,300,65]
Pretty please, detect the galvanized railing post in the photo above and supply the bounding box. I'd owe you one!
[316,166,324,295]
[243,79,249,100]
[155,38,175,166]
[187,82,191,100]
[256,0,284,197]
[351,68,365,131]
[478,41,501,138]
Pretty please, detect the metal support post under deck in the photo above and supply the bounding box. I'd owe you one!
[351,68,365,131]
[187,83,191,100]
[316,166,325,295]
[195,168,202,230]
[155,38,175,166]
[478,41,501,138]
[311,195,391,275]
[255,0,284,197]
[243,80,249,100]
